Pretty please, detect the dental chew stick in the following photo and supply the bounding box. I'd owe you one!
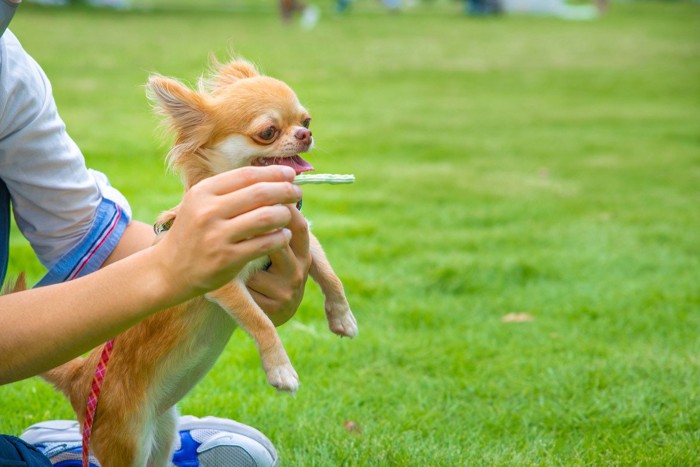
[293,174,355,185]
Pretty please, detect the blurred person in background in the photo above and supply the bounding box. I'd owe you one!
[279,0,320,28]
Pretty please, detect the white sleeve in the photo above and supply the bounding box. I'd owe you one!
[0,30,132,269]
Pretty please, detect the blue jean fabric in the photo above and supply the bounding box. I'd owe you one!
[0,435,52,467]
[34,198,128,287]
[0,191,128,288]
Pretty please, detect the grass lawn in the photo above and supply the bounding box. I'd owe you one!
[2,1,699,464]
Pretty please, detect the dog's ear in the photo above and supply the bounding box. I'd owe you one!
[147,75,210,134]
[207,56,260,92]
[147,75,215,176]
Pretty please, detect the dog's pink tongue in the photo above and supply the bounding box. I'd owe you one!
[280,155,314,174]
[253,155,314,175]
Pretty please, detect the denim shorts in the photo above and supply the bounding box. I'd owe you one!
[0,435,51,467]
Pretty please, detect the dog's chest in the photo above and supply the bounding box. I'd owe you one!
[155,300,235,412]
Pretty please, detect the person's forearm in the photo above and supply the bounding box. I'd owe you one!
[0,166,301,385]
[0,247,179,384]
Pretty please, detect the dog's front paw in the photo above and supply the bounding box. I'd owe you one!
[326,302,358,338]
[267,363,300,394]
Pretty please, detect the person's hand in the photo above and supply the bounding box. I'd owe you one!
[152,166,302,302]
[247,206,312,326]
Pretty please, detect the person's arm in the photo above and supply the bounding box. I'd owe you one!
[0,166,301,385]
[106,205,313,327]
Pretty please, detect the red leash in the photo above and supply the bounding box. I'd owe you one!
[82,338,115,467]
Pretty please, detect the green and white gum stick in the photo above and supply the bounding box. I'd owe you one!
[293,174,355,185]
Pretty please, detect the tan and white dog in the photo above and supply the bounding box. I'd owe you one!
[41,58,357,467]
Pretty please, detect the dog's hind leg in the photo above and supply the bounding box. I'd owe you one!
[148,407,178,467]
[207,281,299,393]
[308,233,358,338]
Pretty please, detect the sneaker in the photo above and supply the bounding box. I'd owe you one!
[174,416,279,467]
[20,416,279,467]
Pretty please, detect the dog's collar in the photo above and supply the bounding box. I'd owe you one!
[153,200,302,236]
[154,217,174,235]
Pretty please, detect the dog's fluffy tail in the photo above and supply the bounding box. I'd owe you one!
[41,357,86,399]
[2,273,88,403]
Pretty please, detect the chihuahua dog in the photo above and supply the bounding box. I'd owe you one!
[41,58,357,467]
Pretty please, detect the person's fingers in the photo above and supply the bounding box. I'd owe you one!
[286,207,310,258]
[266,243,297,275]
[246,271,279,300]
[205,165,296,195]
[226,205,293,243]
[232,228,292,265]
[247,288,293,326]
[218,182,302,219]
[264,207,308,274]
[248,289,276,311]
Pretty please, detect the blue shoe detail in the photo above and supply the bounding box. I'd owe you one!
[172,430,202,467]
[49,444,99,467]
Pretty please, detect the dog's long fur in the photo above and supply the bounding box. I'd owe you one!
[40,58,357,467]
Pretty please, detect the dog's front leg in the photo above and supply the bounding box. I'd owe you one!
[91,407,151,467]
[207,281,299,393]
[309,233,358,338]
[148,406,178,467]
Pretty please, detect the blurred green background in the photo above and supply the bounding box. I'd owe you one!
[1,1,699,465]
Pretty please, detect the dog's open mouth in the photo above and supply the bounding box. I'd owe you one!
[252,155,314,175]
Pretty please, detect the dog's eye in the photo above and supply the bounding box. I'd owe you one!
[259,127,278,141]
[302,118,311,129]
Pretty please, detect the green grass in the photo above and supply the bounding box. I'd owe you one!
[2,1,700,464]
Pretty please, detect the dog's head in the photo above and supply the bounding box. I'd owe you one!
[148,58,314,187]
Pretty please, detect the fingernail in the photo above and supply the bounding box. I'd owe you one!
[279,166,295,179]
[293,185,303,198]
[282,228,292,240]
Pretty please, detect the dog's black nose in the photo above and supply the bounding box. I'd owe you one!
[294,128,312,145]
